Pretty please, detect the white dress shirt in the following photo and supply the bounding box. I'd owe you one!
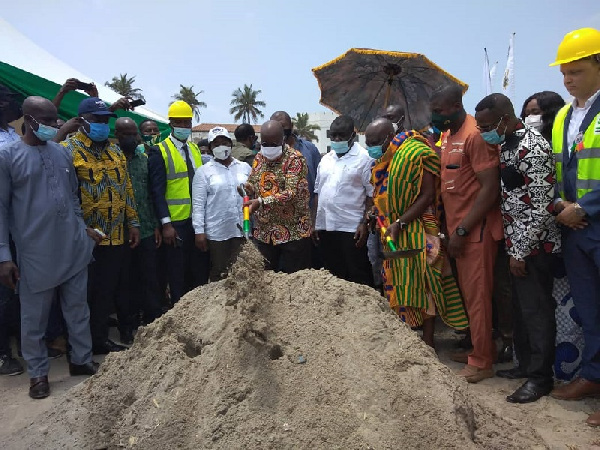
[192,158,251,241]
[567,88,600,154]
[314,143,374,233]
[169,135,198,170]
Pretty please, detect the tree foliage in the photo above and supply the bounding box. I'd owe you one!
[230,84,266,124]
[292,112,321,142]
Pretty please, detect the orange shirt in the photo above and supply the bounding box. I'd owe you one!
[440,114,504,243]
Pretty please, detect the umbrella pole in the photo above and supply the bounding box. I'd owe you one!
[383,79,392,109]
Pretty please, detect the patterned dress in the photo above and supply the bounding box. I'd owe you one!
[247,145,311,244]
[371,131,468,329]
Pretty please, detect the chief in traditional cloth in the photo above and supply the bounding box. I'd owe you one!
[0,97,98,399]
[366,118,468,347]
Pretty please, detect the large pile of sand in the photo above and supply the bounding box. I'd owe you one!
[8,244,544,449]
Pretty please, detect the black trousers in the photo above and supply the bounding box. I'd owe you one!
[255,238,312,274]
[318,231,373,286]
[492,243,513,345]
[511,252,557,380]
[207,238,244,281]
[165,219,209,303]
[88,244,126,345]
[117,236,162,328]
[0,237,19,357]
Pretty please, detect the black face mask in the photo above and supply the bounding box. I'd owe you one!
[119,136,139,153]
[283,128,293,139]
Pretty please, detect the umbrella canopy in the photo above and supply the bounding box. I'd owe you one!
[312,48,468,132]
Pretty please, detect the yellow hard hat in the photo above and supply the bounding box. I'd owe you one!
[550,27,600,66]
[168,101,193,118]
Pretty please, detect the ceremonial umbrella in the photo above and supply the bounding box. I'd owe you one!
[312,48,468,132]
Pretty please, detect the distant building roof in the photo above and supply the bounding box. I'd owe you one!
[192,123,261,133]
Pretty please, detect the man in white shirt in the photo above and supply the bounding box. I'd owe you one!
[313,115,374,286]
[192,127,251,281]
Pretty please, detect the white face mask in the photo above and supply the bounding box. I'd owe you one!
[212,145,231,161]
[524,114,543,132]
[261,145,283,160]
[392,123,399,133]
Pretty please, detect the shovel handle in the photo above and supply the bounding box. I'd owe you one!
[376,216,397,252]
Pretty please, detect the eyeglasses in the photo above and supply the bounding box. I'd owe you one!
[477,115,505,132]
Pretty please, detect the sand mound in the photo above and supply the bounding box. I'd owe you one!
[8,244,544,449]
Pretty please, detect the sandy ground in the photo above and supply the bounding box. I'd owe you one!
[0,270,600,450]
[1,325,598,449]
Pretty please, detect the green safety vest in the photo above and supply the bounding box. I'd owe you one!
[552,103,600,201]
[158,137,203,221]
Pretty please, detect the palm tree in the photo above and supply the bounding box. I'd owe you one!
[292,113,321,142]
[229,84,266,124]
[104,73,144,101]
[172,85,207,122]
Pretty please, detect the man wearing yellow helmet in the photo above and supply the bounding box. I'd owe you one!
[548,28,600,424]
[147,101,208,304]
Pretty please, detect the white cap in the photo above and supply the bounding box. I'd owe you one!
[208,126,231,144]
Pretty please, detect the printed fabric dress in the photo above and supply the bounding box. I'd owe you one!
[371,131,468,329]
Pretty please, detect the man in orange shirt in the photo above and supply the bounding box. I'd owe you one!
[430,85,504,383]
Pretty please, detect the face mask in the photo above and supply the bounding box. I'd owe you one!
[86,122,110,142]
[524,114,543,132]
[392,123,398,133]
[172,127,191,141]
[212,145,232,161]
[366,145,383,159]
[431,111,461,131]
[119,136,139,153]
[330,139,352,155]
[142,133,161,145]
[480,129,505,145]
[261,145,283,160]
[28,117,57,142]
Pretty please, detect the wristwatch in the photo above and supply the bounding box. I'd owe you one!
[395,218,407,230]
[456,226,469,237]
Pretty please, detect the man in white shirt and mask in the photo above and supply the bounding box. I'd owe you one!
[192,127,251,281]
[312,115,374,286]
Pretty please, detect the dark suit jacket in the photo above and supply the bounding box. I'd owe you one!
[147,145,170,222]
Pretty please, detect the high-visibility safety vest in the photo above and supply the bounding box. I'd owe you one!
[552,100,600,201]
[158,137,203,221]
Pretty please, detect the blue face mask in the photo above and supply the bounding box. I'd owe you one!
[28,116,58,142]
[172,127,191,141]
[331,140,351,155]
[480,129,505,145]
[366,145,383,159]
[87,122,110,142]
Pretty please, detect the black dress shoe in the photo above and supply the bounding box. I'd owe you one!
[69,361,99,376]
[496,367,527,379]
[507,379,553,404]
[92,340,127,355]
[29,376,50,399]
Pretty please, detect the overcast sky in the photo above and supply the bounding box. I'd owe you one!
[3,0,600,123]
